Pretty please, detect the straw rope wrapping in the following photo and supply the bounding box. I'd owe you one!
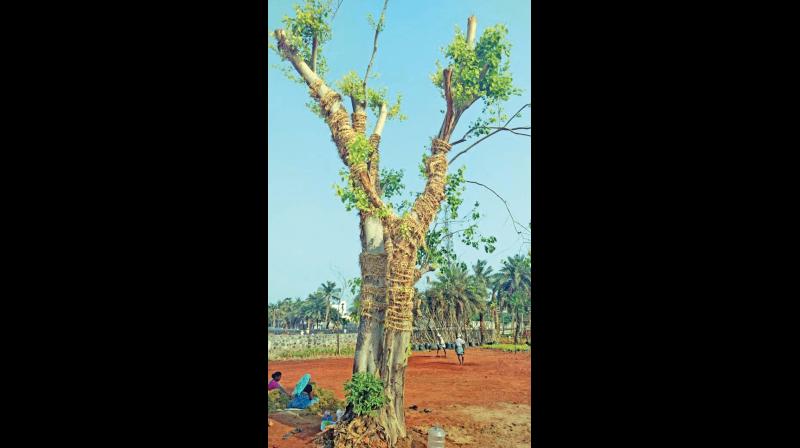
[381,217,419,332]
[382,139,452,331]
[351,112,367,134]
[368,134,381,189]
[326,109,357,163]
[359,252,387,318]
[413,139,452,231]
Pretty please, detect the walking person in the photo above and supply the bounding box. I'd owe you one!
[454,334,466,366]
[435,332,447,357]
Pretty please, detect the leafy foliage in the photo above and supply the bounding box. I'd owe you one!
[268,389,291,413]
[335,71,407,121]
[429,22,522,144]
[346,134,373,166]
[307,382,346,414]
[275,0,334,78]
[444,166,466,220]
[431,24,521,109]
[344,372,387,417]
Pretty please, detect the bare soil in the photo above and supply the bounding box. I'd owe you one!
[268,348,531,448]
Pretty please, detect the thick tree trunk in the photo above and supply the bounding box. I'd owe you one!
[373,221,418,447]
[352,214,387,376]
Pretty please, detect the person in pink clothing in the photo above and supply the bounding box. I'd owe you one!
[268,371,290,397]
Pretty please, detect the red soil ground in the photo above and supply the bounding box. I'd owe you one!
[268,348,531,448]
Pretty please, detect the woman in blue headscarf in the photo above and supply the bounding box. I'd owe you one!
[287,383,317,409]
[284,374,319,409]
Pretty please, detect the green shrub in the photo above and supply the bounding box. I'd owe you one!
[268,345,356,361]
[268,389,290,414]
[481,343,530,352]
[344,372,387,417]
[306,382,345,415]
[269,383,344,416]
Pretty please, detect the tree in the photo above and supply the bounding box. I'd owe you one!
[271,1,527,445]
[302,291,327,333]
[428,262,483,339]
[471,260,494,344]
[495,254,531,340]
[319,280,342,329]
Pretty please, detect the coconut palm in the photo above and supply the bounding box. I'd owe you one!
[471,260,494,344]
[428,262,484,341]
[318,280,342,329]
[504,290,529,346]
[495,254,531,337]
[301,291,327,333]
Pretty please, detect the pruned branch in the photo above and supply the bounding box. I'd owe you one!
[465,180,526,235]
[274,29,385,213]
[274,29,342,113]
[373,102,388,137]
[466,16,477,48]
[437,68,456,140]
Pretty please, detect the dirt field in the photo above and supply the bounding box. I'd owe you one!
[268,348,531,448]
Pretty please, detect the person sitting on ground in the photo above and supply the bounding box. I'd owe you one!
[454,334,466,366]
[435,332,447,357]
[287,383,317,409]
[320,410,335,430]
[268,371,290,397]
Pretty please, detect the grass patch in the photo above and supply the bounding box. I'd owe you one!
[269,346,356,361]
[481,343,530,352]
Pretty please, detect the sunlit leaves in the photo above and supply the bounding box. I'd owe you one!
[430,22,522,135]
[346,134,373,166]
[272,0,335,79]
[444,166,467,220]
[379,168,404,200]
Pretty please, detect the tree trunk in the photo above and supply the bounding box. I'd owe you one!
[352,214,387,376]
[491,290,500,337]
[325,297,331,329]
[479,312,485,345]
[528,309,532,344]
[514,311,521,346]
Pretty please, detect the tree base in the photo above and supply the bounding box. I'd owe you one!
[314,415,400,448]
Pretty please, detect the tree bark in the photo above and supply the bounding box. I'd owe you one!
[479,312,485,345]
[352,214,387,376]
[325,298,331,329]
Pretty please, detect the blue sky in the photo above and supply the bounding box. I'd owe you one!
[268,0,531,305]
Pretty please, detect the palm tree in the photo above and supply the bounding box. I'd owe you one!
[471,260,494,344]
[429,262,484,341]
[495,254,531,341]
[504,291,529,346]
[319,281,342,330]
[302,291,327,333]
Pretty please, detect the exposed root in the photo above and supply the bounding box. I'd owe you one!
[327,415,390,448]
